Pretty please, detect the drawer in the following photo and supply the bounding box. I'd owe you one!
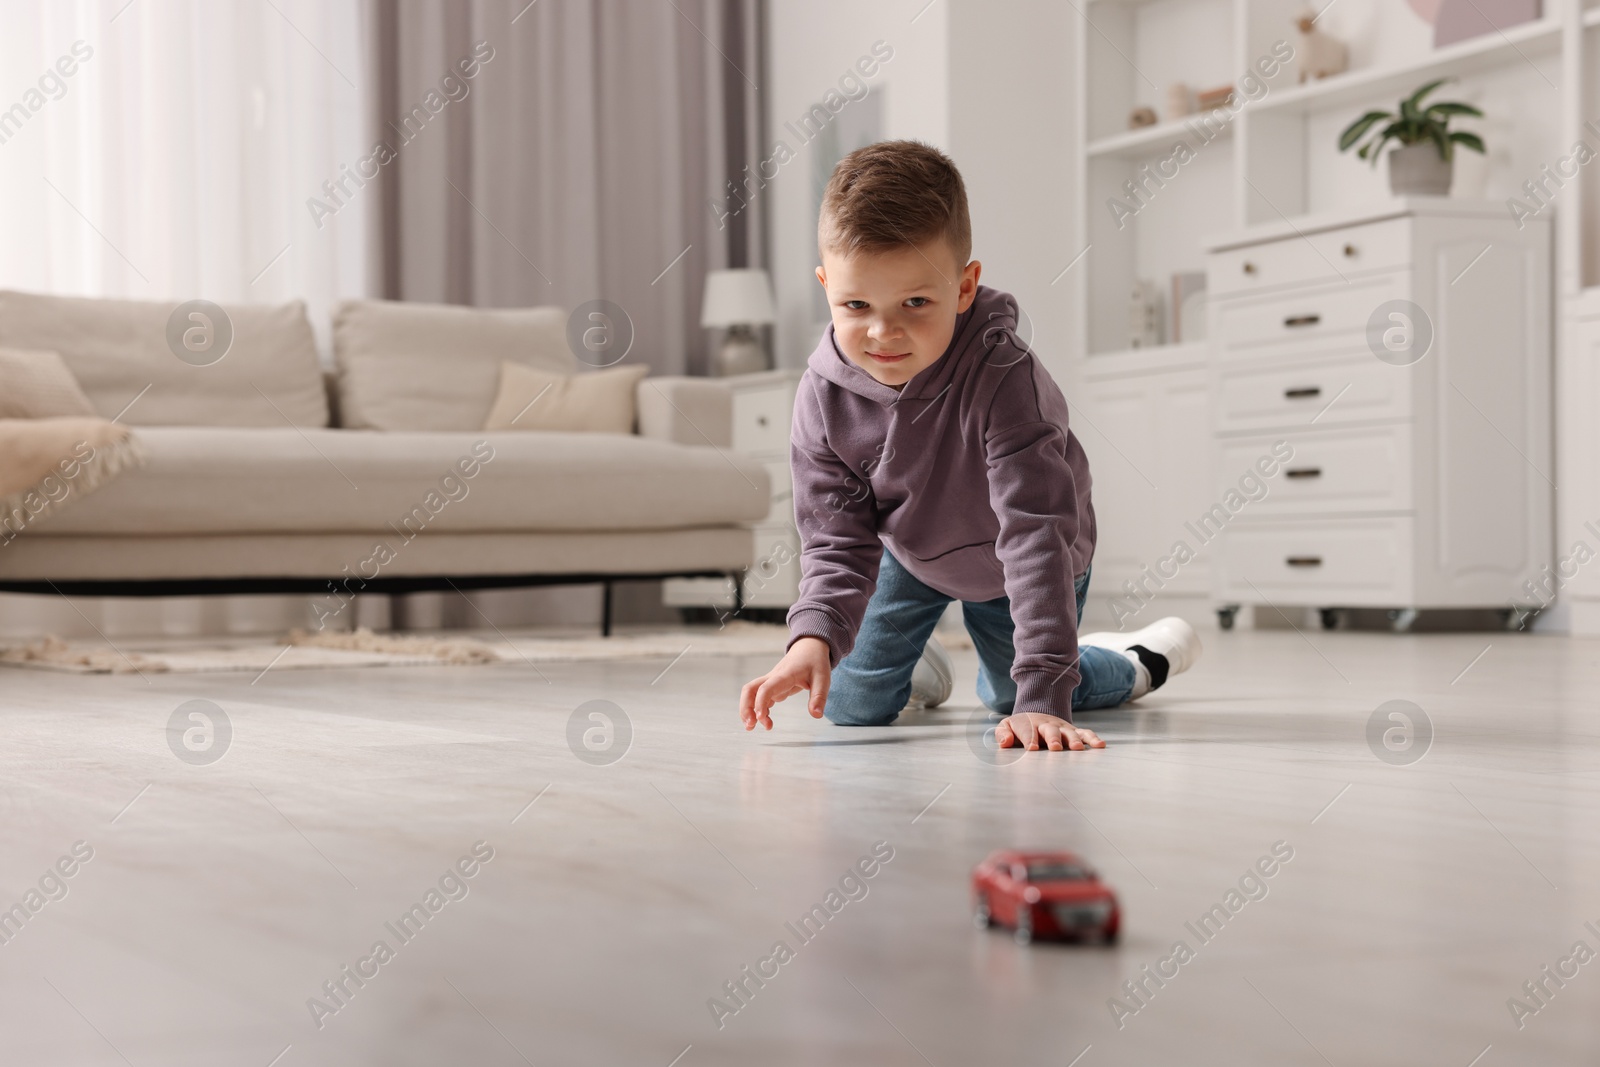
[1214,273,1406,357]
[1216,517,1411,601]
[761,460,793,523]
[1215,355,1412,433]
[1207,216,1412,297]
[731,383,796,455]
[1218,426,1412,514]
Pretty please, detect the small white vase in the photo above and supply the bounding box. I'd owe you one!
[1388,142,1454,196]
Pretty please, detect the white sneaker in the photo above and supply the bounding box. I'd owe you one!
[905,634,954,710]
[1078,617,1202,696]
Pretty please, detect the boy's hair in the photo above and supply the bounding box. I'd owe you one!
[818,139,971,270]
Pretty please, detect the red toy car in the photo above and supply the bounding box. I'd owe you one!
[971,849,1119,944]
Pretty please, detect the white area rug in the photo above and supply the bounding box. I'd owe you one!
[0,622,795,675]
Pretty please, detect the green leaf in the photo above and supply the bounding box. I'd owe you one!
[1339,110,1393,151]
[1427,102,1483,119]
[1367,131,1396,166]
[1406,78,1449,111]
[1449,130,1486,154]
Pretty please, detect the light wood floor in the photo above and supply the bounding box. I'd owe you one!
[1,626,1597,1065]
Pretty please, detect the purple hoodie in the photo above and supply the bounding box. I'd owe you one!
[786,284,1097,719]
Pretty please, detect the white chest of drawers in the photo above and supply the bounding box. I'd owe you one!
[1203,199,1552,627]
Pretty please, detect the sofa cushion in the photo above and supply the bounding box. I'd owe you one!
[333,300,575,431]
[0,290,327,428]
[0,348,97,418]
[482,361,650,433]
[39,427,770,535]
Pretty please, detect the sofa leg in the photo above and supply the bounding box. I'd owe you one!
[601,580,613,638]
[731,572,745,619]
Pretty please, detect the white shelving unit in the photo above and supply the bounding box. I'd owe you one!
[1070,0,1600,630]
[1555,0,1600,633]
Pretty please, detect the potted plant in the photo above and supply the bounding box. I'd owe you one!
[1338,79,1485,196]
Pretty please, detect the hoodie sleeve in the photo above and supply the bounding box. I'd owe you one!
[785,376,883,667]
[983,364,1085,720]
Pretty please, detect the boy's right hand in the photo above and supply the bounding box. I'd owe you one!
[740,637,832,730]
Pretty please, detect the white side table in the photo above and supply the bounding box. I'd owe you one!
[663,368,803,615]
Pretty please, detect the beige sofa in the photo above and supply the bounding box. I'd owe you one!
[0,291,769,631]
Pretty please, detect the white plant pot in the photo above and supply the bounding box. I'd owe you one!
[1388,142,1454,196]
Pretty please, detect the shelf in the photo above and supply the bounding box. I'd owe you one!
[1253,16,1562,117]
[1082,340,1210,379]
[1201,196,1524,252]
[1087,113,1236,160]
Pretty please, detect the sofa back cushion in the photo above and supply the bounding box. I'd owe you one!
[0,290,328,428]
[333,299,575,431]
[0,347,98,418]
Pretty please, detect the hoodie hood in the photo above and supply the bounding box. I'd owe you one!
[807,284,1023,405]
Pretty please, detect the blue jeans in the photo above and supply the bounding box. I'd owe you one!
[824,549,1136,726]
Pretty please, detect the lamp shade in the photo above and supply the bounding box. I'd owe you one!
[700,268,775,328]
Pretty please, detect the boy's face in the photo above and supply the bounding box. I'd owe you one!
[815,238,981,390]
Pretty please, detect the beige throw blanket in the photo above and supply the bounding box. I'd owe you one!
[0,417,146,542]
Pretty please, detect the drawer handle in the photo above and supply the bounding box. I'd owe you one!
[1284,314,1321,328]
[1285,467,1322,479]
[1286,556,1323,568]
[1242,261,1257,275]
[1284,386,1321,399]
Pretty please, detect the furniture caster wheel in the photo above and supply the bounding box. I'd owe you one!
[1318,608,1340,631]
[1217,606,1239,631]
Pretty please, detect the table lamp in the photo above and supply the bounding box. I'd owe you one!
[701,268,775,376]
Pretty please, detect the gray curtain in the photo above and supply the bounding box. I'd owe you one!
[370,0,768,376]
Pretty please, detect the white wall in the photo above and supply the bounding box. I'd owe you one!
[948,0,1080,383]
[765,0,1081,377]
[766,0,950,369]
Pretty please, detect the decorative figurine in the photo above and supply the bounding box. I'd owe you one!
[1296,12,1349,82]
[1165,82,1192,122]
[1196,83,1236,110]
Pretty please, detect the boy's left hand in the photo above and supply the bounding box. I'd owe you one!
[995,712,1105,752]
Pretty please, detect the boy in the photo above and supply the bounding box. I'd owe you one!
[738,140,1201,752]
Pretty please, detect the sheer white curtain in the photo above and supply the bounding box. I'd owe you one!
[0,0,373,639]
